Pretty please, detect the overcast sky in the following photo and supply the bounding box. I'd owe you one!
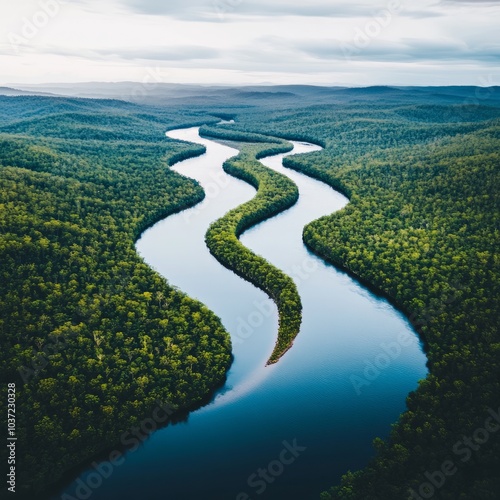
[1,0,499,86]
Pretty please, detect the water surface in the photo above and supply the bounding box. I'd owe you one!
[56,127,427,500]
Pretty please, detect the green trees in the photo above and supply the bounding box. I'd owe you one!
[202,126,302,364]
[307,130,500,499]
[0,98,232,494]
[223,101,500,499]
[1,90,499,498]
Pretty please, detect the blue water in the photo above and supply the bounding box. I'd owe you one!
[55,127,427,500]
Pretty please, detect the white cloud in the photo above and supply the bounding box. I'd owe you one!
[0,0,499,85]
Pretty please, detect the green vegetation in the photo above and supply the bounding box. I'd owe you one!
[307,129,500,500]
[202,126,302,364]
[0,97,232,494]
[221,98,500,499]
[1,87,499,498]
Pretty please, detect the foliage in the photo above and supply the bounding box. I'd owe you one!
[223,100,500,499]
[202,126,302,364]
[2,89,500,498]
[0,98,232,494]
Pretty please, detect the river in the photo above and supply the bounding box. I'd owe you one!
[55,126,427,500]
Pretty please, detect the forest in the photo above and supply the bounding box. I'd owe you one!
[0,97,232,495]
[0,87,499,498]
[201,126,302,364]
[212,94,500,499]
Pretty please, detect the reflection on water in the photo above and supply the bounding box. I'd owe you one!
[55,127,427,500]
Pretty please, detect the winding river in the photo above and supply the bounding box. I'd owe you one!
[56,127,427,500]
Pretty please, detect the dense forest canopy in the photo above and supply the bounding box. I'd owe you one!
[0,97,231,495]
[0,86,499,498]
[208,93,500,499]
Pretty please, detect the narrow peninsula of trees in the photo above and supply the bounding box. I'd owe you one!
[202,125,303,364]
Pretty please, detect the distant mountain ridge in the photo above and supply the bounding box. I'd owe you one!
[3,83,500,108]
[0,86,57,97]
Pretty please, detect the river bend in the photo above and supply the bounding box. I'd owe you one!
[56,127,427,500]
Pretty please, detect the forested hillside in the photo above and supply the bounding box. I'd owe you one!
[1,89,499,498]
[0,97,232,495]
[220,99,500,498]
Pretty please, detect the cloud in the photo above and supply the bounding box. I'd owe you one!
[440,0,498,3]
[2,0,500,85]
[297,38,500,64]
[400,9,443,19]
[119,0,443,21]
[96,46,219,61]
[30,44,220,63]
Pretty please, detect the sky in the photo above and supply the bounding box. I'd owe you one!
[0,0,499,86]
